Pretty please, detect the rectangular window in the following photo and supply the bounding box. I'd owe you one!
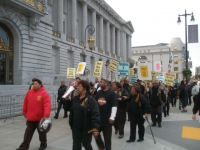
[136,62,138,66]
[67,51,74,68]
[52,47,59,73]
[90,57,94,75]
[174,67,178,71]
[63,21,65,34]
[174,60,178,64]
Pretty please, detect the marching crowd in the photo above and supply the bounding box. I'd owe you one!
[16,77,200,150]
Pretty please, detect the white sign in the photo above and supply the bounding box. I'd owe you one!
[138,63,152,80]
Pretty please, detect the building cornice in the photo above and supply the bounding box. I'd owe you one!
[81,0,134,35]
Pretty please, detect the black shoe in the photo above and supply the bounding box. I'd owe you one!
[137,139,144,142]
[179,107,181,110]
[126,139,135,143]
[151,124,156,127]
[39,147,46,150]
[54,116,58,119]
[118,135,124,139]
[115,130,119,134]
[158,123,162,128]
[167,114,169,116]
[164,115,166,117]
[63,115,68,118]
[128,118,130,121]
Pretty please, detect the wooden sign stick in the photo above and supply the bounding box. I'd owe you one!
[106,71,111,80]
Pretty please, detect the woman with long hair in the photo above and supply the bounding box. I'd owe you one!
[127,84,151,143]
[69,80,101,150]
[112,82,129,139]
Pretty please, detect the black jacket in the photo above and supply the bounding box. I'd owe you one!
[129,93,151,116]
[149,87,166,107]
[178,84,188,99]
[69,94,101,133]
[116,88,129,109]
[193,93,200,114]
[57,85,67,101]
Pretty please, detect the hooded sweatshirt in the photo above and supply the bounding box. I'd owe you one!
[23,86,52,121]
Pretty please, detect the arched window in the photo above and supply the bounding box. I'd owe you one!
[138,56,148,63]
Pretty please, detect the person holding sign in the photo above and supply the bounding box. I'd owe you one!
[112,82,129,139]
[69,80,101,150]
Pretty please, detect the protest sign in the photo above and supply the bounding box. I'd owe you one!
[93,61,103,77]
[67,68,76,78]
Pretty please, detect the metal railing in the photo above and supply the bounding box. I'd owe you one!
[0,93,57,123]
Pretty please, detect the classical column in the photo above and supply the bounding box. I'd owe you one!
[112,25,115,54]
[124,33,127,59]
[128,36,132,57]
[92,10,96,47]
[99,16,103,49]
[82,3,87,42]
[120,30,124,58]
[117,29,120,57]
[106,21,110,52]
[57,0,63,33]
[72,0,77,38]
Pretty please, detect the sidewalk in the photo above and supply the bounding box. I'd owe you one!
[0,104,199,150]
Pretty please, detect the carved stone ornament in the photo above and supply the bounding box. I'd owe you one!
[28,14,40,41]
[0,5,42,41]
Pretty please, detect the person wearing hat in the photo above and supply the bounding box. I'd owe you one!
[16,79,52,150]
[112,82,129,139]
[95,78,118,150]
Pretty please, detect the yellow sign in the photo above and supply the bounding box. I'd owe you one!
[108,60,119,72]
[151,71,158,82]
[140,66,149,78]
[93,61,103,77]
[129,68,134,77]
[67,68,76,78]
[76,62,86,74]
[164,73,175,86]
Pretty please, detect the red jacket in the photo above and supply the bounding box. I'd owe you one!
[23,86,52,121]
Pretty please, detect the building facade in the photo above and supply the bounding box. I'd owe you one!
[132,38,192,81]
[195,66,200,76]
[0,0,134,85]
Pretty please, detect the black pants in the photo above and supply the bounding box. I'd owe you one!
[188,95,192,105]
[114,108,126,135]
[151,106,161,124]
[171,96,177,106]
[129,114,145,140]
[95,126,112,150]
[72,127,93,150]
[19,121,47,150]
[55,101,67,117]
[163,102,170,116]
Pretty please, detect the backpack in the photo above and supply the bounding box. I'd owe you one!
[192,85,199,96]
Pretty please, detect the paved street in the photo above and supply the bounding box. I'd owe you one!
[0,103,199,150]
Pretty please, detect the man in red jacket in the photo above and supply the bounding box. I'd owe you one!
[16,78,52,150]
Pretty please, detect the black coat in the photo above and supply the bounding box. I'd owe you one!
[69,94,101,132]
[57,85,67,101]
[129,93,151,116]
[116,88,129,109]
[149,87,166,107]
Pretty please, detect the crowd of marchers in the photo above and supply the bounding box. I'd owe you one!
[15,77,200,150]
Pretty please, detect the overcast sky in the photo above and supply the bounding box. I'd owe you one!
[105,0,200,73]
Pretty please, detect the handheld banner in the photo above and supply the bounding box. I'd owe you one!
[93,61,103,77]
[67,68,76,79]
[76,62,86,74]
[118,62,129,77]
[108,60,119,72]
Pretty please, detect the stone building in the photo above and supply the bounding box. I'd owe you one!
[132,38,193,81]
[0,0,134,85]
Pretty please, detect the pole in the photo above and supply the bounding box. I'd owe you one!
[185,10,188,69]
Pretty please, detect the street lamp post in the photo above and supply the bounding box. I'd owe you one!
[82,25,95,75]
[177,10,195,69]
